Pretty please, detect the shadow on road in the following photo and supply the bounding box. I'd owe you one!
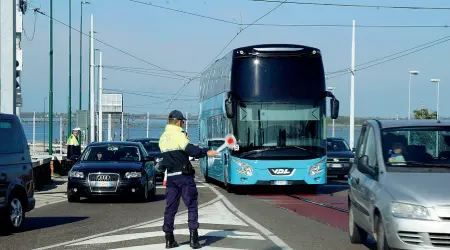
[0,216,88,236]
[79,194,166,203]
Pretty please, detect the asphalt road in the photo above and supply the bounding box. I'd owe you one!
[0,164,374,250]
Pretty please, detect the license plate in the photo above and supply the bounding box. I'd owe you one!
[332,164,342,168]
[273,180,288,185]
[93,181,113,187]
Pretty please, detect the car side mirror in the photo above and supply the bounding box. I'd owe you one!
[352,148,356,153]
[330,98,340,119]
[69,155,79,162]
[144,156,155,162]
[357,155,376,176]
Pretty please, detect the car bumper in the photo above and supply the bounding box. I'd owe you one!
[67,178,146,197]
[385,216,450,249]
[326,163,351,176]
[27,197,35,212]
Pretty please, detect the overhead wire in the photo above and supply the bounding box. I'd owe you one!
[103,87,197,101]
[326,35,450,78]
[165,0,288,112]
[102,66,197,81]
[31,5,191,80]
[247,0,450,11]
[126,0,449,28]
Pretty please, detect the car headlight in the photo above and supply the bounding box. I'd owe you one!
[349,157,354,163]
[391,202,431,220]
[125,172,142,178]
[232,158,253,176]
[69,171,84,179]
[309,158,326,176]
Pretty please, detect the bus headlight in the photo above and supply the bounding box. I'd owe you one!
[309,159,326,176]
[232,158,253,176]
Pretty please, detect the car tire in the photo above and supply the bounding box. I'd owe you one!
[141,182,149,202]
[148,176,156,200]
[67,192,80,203]
[4,193,26,233]
[376,215,391,250]
[349,204,368,244]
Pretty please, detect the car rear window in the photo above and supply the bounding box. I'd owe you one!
[0,120,23,154]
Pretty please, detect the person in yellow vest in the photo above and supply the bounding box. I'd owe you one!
[67,127,81,160]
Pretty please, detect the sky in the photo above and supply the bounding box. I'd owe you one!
[20,0,450,118]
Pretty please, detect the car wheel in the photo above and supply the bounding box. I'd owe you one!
[141,181,149,202]
[148,176,156,200]
[67,191,80,203]
[349,204,367,244]
[376,216,391,250]
[5,194,26,232]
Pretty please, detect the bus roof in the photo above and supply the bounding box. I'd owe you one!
[232,44,321,56]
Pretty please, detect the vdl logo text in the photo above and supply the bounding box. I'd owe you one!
[269,168,293,175]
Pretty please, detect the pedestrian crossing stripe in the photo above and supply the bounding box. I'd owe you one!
[107,243,245,250]
[68,229,265,246]
[135,200,248,229]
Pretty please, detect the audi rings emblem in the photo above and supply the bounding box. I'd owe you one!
[97,175,111,181]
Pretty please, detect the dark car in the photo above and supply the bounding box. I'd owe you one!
[326,137,355,179]
[126,138,163,180]
[0,113,35,233]
[66,142,156,202]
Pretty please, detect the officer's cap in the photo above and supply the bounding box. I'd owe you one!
[72,127,81,131]
[168,110,186,121]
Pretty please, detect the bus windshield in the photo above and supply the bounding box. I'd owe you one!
[234,102,325,160]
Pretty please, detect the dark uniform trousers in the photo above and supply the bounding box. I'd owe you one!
[163,175,199,232]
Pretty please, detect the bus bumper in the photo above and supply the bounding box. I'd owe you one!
[228,157,327,185]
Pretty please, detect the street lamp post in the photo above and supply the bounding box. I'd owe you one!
[68,0,72,135]
[79,1,90,111]
[49,0,54,155]
[431,79,441,119]
[44,97,47,152]
[327,86,336,137]
[408,70,420,119]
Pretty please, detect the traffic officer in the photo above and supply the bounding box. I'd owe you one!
[67,127,81,160]
[157,110,217,249]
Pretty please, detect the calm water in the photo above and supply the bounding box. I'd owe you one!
[21,119,361,145]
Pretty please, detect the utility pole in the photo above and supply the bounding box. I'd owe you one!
[49,0,54,155]
[89,14,95,142]
[108,114,112,141]
[146,112,149,138]
[16,0,25,117]
[79,1,90,110]
[349,19,356,150]
[68,0,72,134]
[0,0,17,114]
[121,112,124,141]
[98,51,103,142]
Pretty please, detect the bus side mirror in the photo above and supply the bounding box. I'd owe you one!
[330,98,339,119]
[225,98,234,118]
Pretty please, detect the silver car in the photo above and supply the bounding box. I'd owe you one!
[348,119,450,250]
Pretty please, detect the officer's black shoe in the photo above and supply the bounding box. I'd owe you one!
[190,229,201,249]
[165,232,179,248]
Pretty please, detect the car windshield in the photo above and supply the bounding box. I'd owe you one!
[81,145,141,162]
[327,139,350,151]
[142,141,160,152]
[382,126,450,167]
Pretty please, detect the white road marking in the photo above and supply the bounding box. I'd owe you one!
[204,183,294,250]
[108,243,245,250]
[135,200,248,229]
[32,197,221,250]
[69,229,265,246]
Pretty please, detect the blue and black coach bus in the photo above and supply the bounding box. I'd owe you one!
[198,44,339,192]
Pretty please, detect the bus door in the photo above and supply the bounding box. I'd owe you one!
[207,139,225,179]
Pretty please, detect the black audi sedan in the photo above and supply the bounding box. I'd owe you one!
[126,138,163,180]
[326,137,355,179]
[66,141,157,202]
